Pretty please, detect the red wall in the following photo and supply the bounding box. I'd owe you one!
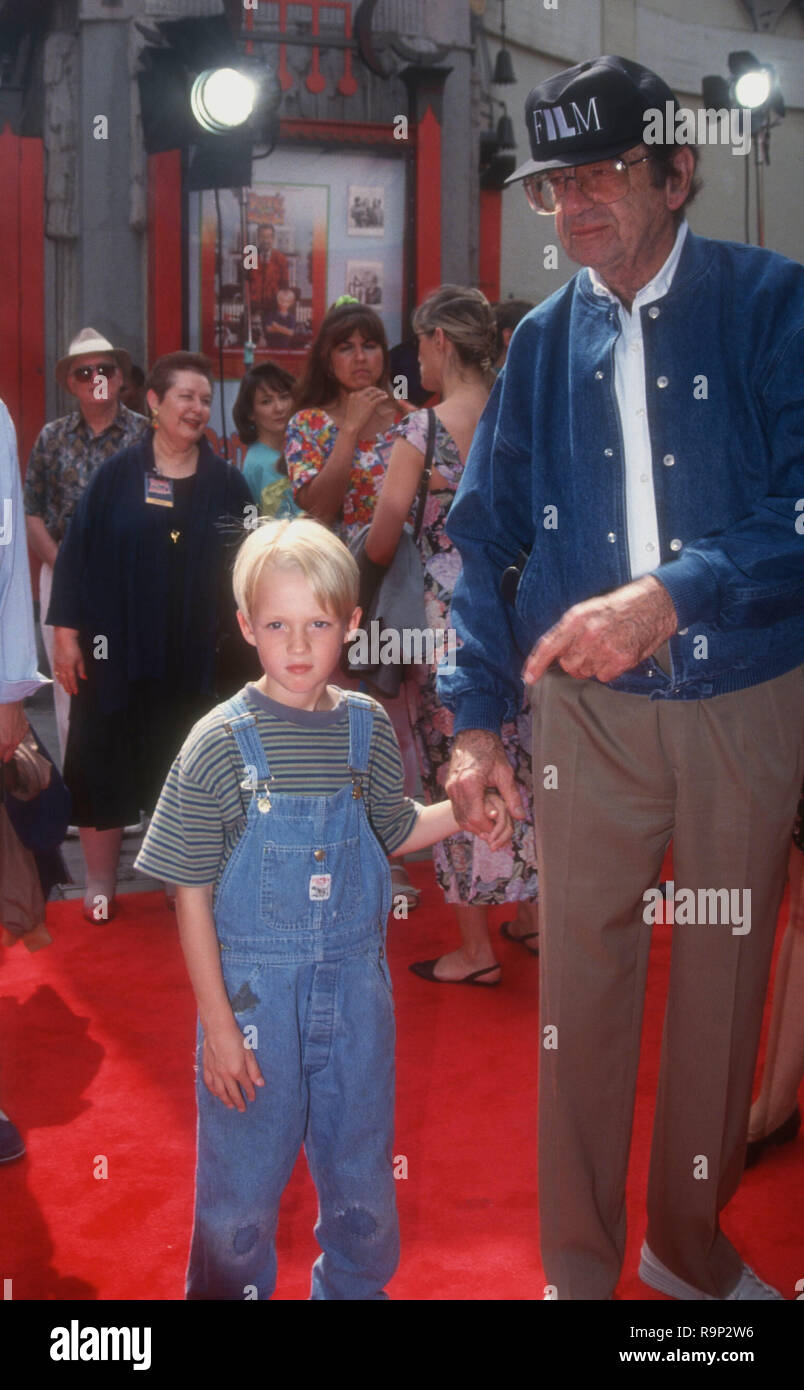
[478,188,501,305]
[148,151,184,363]
[0,127,46,472]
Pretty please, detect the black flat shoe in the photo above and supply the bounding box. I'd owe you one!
[744,1105,800,1169]
[0,1109,25,1163]
[500,920,539,956]
[409,958,501,987]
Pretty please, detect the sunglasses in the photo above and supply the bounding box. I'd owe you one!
[71,362,119,382]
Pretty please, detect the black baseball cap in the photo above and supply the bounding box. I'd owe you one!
[506,54,679,183]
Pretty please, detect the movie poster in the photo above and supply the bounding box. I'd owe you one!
[198,182,329,367]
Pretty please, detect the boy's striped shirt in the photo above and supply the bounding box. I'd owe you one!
[135,684,419,887]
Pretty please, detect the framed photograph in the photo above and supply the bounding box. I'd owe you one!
[347,185,385,236]
[345,260,383,307]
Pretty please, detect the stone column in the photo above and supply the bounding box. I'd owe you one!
[76,1,146,384]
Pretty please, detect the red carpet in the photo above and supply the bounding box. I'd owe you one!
[0,860,801,1301]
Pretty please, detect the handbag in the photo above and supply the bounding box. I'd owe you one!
[346,408,436,697]
[0,723,71,943]
[2,726,72,853]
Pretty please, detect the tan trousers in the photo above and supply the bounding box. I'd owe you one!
[529,664,804,1300]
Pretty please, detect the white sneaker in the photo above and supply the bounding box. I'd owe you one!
[639,1242,783,1300]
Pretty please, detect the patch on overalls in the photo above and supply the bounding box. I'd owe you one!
[309,873,332,900]
[230,980,260,1012]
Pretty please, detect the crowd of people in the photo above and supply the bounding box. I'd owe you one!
[1,50,802,1302]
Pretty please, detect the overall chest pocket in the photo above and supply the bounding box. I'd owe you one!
[260,836,363,928]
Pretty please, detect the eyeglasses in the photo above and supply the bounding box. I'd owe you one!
[523,154,653,214]
[71,363,119,382]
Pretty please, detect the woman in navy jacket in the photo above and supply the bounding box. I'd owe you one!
[49,352,254,920]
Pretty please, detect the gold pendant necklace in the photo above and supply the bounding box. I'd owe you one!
[170,529,180,544]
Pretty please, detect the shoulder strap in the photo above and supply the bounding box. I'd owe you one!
[343,692,375,775]
[220,692,272,782]
[411,407,436,543]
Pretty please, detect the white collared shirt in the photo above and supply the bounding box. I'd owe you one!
[587,220,688,580]
[0,400,48,702]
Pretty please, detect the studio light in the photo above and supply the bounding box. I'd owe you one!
[702,50,786,249]
[726,51,784,118]
[191,67,256,133]
[137,14,280,190]
[733,67,771,110]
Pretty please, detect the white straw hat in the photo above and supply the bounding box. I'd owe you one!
[56,327,132,390]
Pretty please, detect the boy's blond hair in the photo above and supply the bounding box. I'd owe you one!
[233,517,359,622]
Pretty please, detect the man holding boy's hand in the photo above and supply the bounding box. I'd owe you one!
[439,55,804,1302]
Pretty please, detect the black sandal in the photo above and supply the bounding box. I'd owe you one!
[500,920,539,956]
[409,959,501,987]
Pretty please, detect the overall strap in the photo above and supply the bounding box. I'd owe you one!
[220,692,273,783]
[344,693,375,794]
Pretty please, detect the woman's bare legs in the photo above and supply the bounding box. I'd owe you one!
[429,905,500,981]
[427,897,540,980]
[80,826,122,920]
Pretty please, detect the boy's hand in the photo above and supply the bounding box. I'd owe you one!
[202,1023,265,1113]
[479,792,514,850]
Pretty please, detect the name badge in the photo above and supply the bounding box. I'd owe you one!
[309,874,331,901]
[144,474,174,507]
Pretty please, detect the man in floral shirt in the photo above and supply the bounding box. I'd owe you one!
[23,328,148,758]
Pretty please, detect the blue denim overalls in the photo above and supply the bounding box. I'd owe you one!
[186,690,399,1301]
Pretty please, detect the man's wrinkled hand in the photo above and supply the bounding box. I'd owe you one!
[446,729,526,836]
[523,575,678,686]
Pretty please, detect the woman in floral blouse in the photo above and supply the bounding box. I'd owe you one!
[366,286,540,985]
[285,300,409,543]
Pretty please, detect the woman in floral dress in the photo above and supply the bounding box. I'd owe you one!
[366,286,539,984]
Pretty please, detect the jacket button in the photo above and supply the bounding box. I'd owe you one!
[648,306,660,319]
[314,849,325,861]
[663,453,675,466]
[604,447,613,457]
[595,369,604,380]
[607,531,616,543]
[669,538,683,552]
[657,375,669,389]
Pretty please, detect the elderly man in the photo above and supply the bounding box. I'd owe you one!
[0,396,47,1161]
[439,56,804,1300]
[23,328,148,760]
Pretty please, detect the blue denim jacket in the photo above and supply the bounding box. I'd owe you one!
[439,232,804,731]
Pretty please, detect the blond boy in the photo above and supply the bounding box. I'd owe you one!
[136,518,509,1299]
